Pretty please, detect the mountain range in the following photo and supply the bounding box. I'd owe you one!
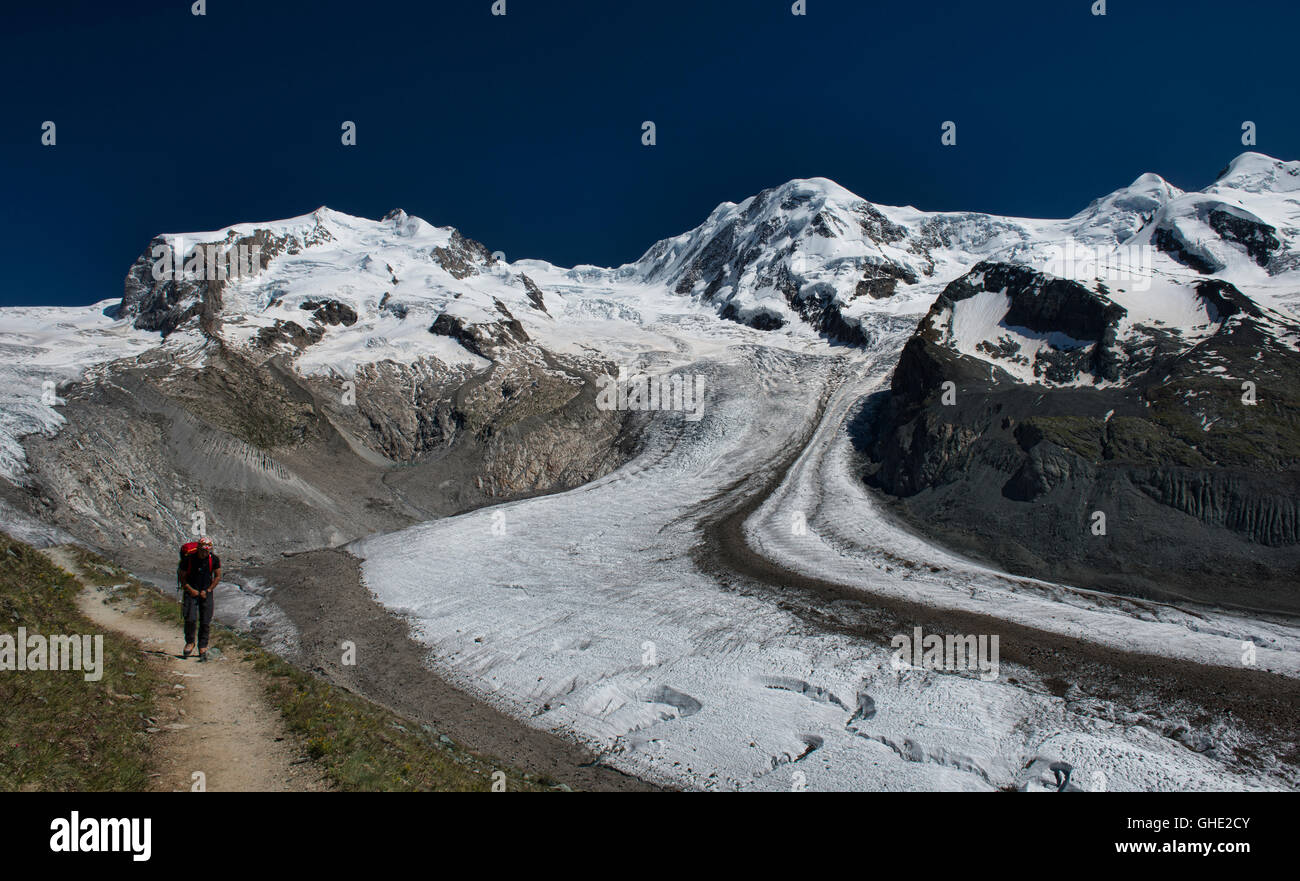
[2,151,1297,611]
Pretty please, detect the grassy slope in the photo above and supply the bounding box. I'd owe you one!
[0,531,166,791]
[0,531,555,792]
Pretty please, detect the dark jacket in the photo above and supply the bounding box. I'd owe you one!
[180,553,221,593]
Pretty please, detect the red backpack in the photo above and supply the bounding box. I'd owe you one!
[177,541,212,588]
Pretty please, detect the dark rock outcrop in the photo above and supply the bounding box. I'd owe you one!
[855,262,917,300]
[431,229,495,280]
[1208,209,1281,269]
[429,301,530,358]
[520,274,548,314]
[300,299,358,326]
[860,267,1300,612]
[1153,226,1221,274]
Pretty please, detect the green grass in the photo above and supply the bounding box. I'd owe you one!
[0,532,166,791]
[67,546,557,792]
[247,647,553,791]
[1024,412,1243,468]
[1016,361,1300,473]
[1148,378,1300,470]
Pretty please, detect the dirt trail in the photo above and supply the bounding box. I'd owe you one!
[40,547,331,793]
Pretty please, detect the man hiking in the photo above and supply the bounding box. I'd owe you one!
[179,537,222,661]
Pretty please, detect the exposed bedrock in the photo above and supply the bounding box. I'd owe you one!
[859,377,1300,613]
[12,342,633,569]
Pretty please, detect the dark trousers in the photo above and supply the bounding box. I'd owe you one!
[182,592,215,650]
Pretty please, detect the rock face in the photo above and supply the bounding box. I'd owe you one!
[430,228,497,279]
[121,217,334,336]
[428,300,529,358]
[931,262,1129,384]
[17,336,629,565]
[1153,204,1286,275]
[1207,209,1281,268]
[861,260,1300,612]
[300,299,358,326]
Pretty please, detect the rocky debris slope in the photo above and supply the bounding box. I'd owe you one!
[13,335,629,565]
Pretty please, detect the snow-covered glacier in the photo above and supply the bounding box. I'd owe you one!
[5,153,1300,791]
[353,302,1299,792]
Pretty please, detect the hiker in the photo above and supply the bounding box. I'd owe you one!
[179,537,222,661]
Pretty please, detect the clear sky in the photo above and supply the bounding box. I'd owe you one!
[2,0,1294,307]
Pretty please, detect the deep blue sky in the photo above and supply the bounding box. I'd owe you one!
[2,0,1295,307]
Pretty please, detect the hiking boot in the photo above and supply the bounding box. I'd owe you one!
[183,644,194,659]
[197,651,207,663]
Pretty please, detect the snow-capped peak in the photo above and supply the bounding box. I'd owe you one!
[1098,171,1182,213]
[1211,151,1300,195]
[103,152,1300,382]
